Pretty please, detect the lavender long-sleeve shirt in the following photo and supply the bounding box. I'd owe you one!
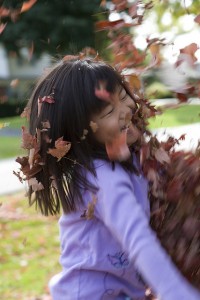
[49,159,200,300]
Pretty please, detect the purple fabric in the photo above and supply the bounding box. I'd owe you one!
[49,159,200,300]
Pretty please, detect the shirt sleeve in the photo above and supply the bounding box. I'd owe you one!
[93,164,200,300]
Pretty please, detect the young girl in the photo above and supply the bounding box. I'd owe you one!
[19,57,200,300]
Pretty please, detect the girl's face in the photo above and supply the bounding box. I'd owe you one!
[91,86,140,147]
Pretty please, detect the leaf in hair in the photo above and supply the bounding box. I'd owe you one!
[41,120,51,129]
[21,126,36,150]
[28,177,44,192]
[38,95,55,104]
[81,129,88,140]
[48,137,71,161]
[84,194,97,220]
[20,106,30,120]
[89,121,98,133]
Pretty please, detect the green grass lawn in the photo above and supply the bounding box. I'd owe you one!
[0,193,60,300]
[0,116,26,159]
[0,136,25,159]
[148,104,200,129]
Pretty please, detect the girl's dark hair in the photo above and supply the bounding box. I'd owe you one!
[27,58,143,216]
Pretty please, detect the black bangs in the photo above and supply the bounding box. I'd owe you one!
[69,59,123,116]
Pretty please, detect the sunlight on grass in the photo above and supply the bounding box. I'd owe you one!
[0,193,61,300]
[148,104,200,129]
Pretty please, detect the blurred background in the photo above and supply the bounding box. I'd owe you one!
[0,0,199,299]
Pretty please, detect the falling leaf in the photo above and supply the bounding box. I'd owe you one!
[176,92,188,103]
[146,168,159,197]
[100,0,106,7]
[15,155,42,179]
[179,43,198,65]
[0,7,10,18]
[95,83,111,102]
[154,147,170,164]
[10,78,19,87]
[63,55,79,61]
[21,0,37,13]
[28,41,34,61]
[95,19,127,31]
[48,137,71,161]
[194,14,200,25]
[0,22,7,34]
[128,74,141,90]
[105,130,131,161]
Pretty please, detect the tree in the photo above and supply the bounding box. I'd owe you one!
[0,0,101,58]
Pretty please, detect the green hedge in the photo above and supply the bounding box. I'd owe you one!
[0,102,26,118]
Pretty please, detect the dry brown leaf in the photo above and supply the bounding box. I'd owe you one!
[89,121,98,133]
[21,126,35,150]
[28,177,44,192]
[48,137,71,161]
[154,147,170,164]
[86,195,97,220]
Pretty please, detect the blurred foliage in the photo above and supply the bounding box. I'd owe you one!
[152,0,200,33]
[0,101,26,117]
[145,81,173,99]
[0,0,102,58]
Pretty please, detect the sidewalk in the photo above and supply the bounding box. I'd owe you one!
[0,157,26,196]
[0,123,200,196]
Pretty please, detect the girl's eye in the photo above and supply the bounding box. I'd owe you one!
[121,94,127,101]
[120,90,128,101]
[106,108,114,115]
[101,107,114,118]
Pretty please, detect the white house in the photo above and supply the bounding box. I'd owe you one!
[0,44,51,104]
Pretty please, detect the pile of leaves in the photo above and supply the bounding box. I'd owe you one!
[141,135,200,289]
[98,0,200,290]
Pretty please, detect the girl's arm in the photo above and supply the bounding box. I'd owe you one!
[93,164,200,300]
